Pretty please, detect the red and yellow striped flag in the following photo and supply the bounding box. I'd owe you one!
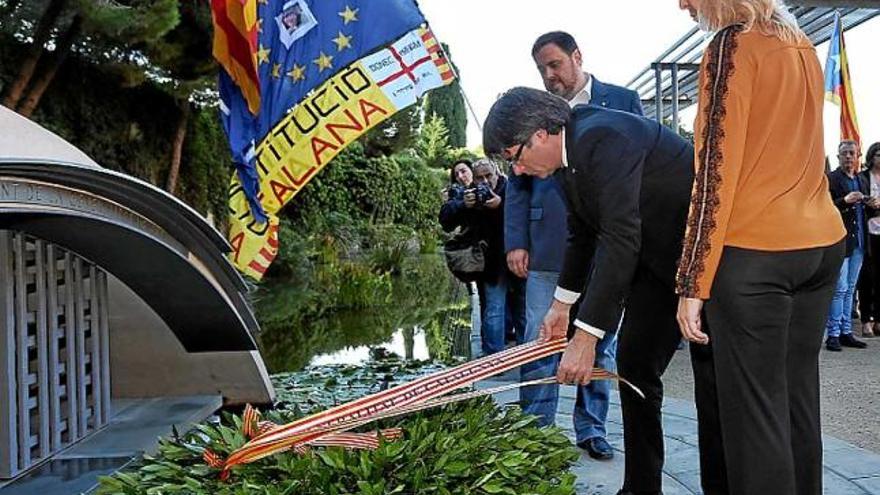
[211,0,261,114]
[824,12,860,145]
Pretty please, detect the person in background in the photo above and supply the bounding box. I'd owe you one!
[826,140,874,351]
[440,159,517,356]
[857,142,880,337]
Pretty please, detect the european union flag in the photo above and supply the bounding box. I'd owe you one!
[220,0,426,221]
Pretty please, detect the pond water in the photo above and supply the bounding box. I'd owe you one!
[253,255,472,373]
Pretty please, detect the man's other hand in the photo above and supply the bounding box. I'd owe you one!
[556,331,598,385]
[845,191,865,204]
[507,249,529,278]
[538,299,571,341]
[484,190,502,209]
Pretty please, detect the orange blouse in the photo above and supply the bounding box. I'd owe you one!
[675,25,845,300]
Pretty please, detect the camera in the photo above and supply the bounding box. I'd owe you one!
[452,183,493,206]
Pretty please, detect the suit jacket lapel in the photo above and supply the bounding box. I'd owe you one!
[591,77,611,109]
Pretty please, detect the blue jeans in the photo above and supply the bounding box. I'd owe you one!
[519,270,618,442]
[478,271,509,355]
[826,247,863,338]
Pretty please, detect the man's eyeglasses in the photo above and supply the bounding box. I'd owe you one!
[505,141,526,173]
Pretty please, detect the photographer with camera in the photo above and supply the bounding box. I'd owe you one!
[440,158,521,355]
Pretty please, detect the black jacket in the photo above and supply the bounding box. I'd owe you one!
[555,106,694,334]
[828,168,871,257]
[439,175,508,279]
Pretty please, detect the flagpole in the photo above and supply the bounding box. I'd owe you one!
[426,22,483,133]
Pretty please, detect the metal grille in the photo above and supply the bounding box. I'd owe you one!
[0,231,111,478]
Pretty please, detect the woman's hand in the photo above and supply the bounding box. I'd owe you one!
[677,296,708,345]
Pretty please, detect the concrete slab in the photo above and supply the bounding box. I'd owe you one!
[0,395,221,495]
[483,376,880,495]
[60,395,222,459]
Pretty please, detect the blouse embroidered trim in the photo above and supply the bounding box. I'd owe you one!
[676,25,743,297]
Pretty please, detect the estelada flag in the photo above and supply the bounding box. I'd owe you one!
[213,0,456,280]
[824,12,860,146]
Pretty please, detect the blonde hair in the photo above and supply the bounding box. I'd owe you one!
[697,0,808,44]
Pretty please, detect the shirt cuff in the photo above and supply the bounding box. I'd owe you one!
[573,319,606,339]
[553,287,580,305]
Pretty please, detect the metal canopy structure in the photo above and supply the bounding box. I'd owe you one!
[627,3,880,127]
[0,106,259,352]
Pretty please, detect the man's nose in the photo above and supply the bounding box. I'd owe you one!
[513,164,527,176]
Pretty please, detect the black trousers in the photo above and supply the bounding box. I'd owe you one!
[857,234,880,323]
[702,242,844,495]
[617,268,723,494]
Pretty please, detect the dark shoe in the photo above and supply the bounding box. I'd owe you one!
[578,437,614,460]
[840,333,868,348]
[826,336,842,352]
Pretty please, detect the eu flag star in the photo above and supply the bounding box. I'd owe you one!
[338,5,359,24]
[257,44,271,65]
[313,52,334,72]
[272,63,282,79]
[332,32,353,52]
[287,64,306,82]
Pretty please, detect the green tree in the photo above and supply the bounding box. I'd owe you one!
[360,102,423,157]
[140,0,217,194]
[0,0,179,116]
[423,43,466,148]
[414,113,450,169]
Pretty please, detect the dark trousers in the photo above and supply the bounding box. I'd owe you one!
[702,242,844,495]
[617,268,722,494]
[857,234,880,323]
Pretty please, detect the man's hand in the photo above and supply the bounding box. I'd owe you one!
[484,190,502,209]
[538,299,571,341]
[677,296,708,345]
[557,330,598,385]
[507,249,529,278]
[845,191,865,204]
[867,197,880,209]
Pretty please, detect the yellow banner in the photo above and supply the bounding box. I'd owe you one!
[228,27,454,279]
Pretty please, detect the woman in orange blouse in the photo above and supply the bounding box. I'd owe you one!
[676,1,845,494]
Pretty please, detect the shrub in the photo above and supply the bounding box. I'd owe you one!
[97,361,579,495]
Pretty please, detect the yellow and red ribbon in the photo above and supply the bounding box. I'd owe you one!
[205,338,642,478]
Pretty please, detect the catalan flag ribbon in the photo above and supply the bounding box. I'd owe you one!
[211,0,261,115]
[824,12,860,145]
[202,339,644,479]
[212,0,456,279]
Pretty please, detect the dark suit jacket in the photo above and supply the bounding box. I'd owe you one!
[828,168,870,257]
[504,78,643,272]
[555,106,694,334]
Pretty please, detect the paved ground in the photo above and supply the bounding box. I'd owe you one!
[481,330,880,495]
[665,328,880,454]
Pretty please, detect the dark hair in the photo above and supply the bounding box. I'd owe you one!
[449,159,473,184]
[482,87,571,156]
[532,31,579,58]
[867,142,880,170]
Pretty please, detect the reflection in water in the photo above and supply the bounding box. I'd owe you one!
[309,326,430,366]
[254,255,471,373]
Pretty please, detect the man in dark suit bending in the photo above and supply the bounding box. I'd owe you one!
[484,87,723,495]
[505,31,644,461]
